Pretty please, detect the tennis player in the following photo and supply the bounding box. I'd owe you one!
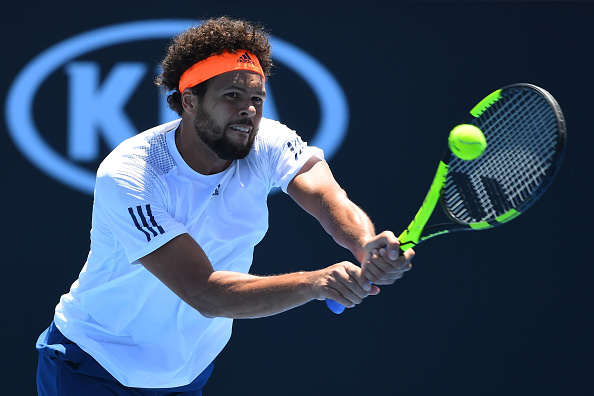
[36,16,414,395]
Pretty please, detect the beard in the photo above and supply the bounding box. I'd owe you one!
[192,107,258,160]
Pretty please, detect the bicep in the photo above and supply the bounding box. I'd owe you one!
[138,233,215,311]
[287,157,347,218]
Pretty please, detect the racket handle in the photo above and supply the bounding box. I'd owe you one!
[325,299,346,314]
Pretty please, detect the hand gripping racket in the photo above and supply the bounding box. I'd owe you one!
[326,83,567,314]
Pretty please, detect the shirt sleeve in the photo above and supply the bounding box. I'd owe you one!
[93,153,187,264]
[256,118,325,193]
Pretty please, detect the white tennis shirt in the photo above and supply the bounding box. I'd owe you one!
[53,118,322,388]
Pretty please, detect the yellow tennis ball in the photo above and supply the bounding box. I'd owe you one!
[448,124,487,160]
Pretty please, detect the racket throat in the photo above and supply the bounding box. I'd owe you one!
[398,161,449,251]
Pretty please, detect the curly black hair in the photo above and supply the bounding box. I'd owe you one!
[155,16,273,116]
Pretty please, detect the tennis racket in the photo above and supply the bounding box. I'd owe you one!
[326,83,566,314]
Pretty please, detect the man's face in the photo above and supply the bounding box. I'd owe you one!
[192,70,266,160]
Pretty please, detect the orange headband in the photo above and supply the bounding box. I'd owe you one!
[178,50,265,93]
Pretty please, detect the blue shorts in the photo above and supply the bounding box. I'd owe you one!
[36,322,214,395]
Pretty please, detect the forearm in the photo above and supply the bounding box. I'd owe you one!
[316,189,376,263]
[190,270,316,319]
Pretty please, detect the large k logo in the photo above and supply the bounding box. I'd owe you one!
[66,62,145,160]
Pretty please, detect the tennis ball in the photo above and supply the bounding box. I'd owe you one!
[448,124,487,160]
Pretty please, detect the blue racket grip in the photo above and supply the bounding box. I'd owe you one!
[325,298,346,314]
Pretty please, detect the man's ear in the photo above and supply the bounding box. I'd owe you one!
[181,89,196,114]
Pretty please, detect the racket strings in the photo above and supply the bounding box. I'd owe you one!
[444,88,561,224]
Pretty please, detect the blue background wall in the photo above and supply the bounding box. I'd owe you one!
[2,1,593,394]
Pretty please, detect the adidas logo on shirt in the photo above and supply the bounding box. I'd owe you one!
[128,204,165,242]
[237,52,256,65]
